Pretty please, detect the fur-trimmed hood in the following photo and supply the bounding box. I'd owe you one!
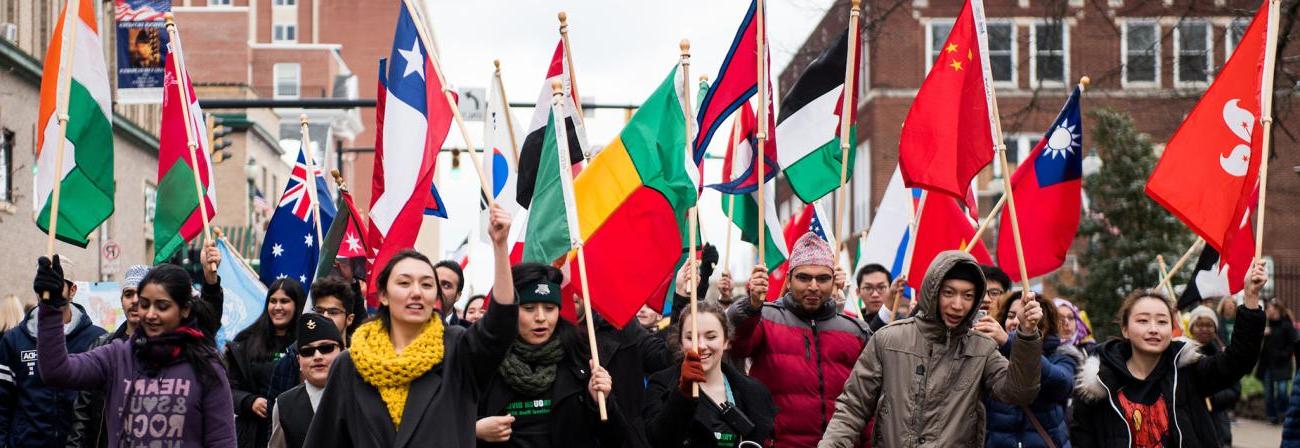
[1074,338,1205,402]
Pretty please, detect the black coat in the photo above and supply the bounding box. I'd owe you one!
[592,315,673,448]
[1257,317,1296,379]
[643,362,775,447]
[273,384,314,448]
[1069,306,1265,448]
[303,302,519,448]
[224,333,294,448]
[477,348,632,447]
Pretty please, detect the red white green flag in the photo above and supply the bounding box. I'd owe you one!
[153,27,217,263]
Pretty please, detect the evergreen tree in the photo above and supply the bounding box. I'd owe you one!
[1069,109,1193,340]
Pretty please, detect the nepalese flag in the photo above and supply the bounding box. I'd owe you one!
[114,0,168,21]
[695,0,758,162]
[709,102,777,195]
[366,1,455,305]
[260,145,336,289]
[997,86,1084,281]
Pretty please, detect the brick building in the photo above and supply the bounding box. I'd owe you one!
[778,0,1300,300]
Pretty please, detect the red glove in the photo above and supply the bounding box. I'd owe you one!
[679,350,706,395]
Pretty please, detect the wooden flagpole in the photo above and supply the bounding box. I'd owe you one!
[400,0,494,206]
[680,40,702,398]
[1158,237,1206,291]
[300,114,326,247]
[891,191,927,315]
[558,12,586,126]
[165,15,216,272]
[1156,254,1179,300]
[550,79,607,421]
[832,0,862,260]
[755,0,769,269]
[44,0,81,258]
[1255,0,1281,258]
[493,60,521,163]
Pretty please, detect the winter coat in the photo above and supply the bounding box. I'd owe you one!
[1280,369,1300,447]
[302,302,518,448]
[65,280,223,448]
[264,344,300,404]
[0,304,106,447]
[819,250,1044,448]
[643,362,776,447]
[1198,341,1239,447]
[984,334,1083,448]
[1069,305,1265,448]
[728,288,872,447]
[477,345,632,447]
[35,303,236,448]
[591,314,673,448]
[1257,317,1296,380]
[223,334,294,448]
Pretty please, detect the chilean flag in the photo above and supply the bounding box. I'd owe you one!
[365,3,454,306]
[997,87,1083,281]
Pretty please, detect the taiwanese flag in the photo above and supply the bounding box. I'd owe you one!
[997,87,1083,281]
[897,0,995,199]
[1146,0,1269,253]
[907,191,993,290]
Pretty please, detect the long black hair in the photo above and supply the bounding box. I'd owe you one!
[134,264,222,388]
[232,278,306,361]
[372,249,444,330]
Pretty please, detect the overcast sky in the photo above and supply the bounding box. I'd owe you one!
[418,0,837,294]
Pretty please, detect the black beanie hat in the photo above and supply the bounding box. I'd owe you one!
[297,313,344,350]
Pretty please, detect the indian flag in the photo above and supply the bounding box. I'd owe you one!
[776,30,858,203]
[35,0,114,247]
[565,64,698,327]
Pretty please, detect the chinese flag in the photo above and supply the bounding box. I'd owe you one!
[907,191,993,291]
[897,0,994,199]
[1146,0,1269,253]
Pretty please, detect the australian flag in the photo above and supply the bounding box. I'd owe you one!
[260,143,336,290]
[997,86,1084,281]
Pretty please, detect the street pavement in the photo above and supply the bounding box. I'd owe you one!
[1235,418,1282,447]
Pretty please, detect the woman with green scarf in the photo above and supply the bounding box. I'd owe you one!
[304,205,520,448]
[474,263,630,447]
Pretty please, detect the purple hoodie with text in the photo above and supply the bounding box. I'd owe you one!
[36,303,236,448]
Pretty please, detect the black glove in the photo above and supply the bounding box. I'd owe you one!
[34,255,68,306]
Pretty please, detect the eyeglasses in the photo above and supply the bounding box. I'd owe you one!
[793,273,834,284]
[313,306,346,317]
[860,284,889,293]
[298,343,340,357]
[986,289,1006,298]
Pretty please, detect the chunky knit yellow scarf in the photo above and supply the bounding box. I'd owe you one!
[350,319,445,428]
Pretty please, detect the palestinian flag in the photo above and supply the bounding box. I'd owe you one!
[567,63,698,328]
[776,31,859,203]
[35,0,115,247]
[153,24,217,263]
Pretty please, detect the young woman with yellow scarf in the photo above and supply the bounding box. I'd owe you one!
[304,204,520,448]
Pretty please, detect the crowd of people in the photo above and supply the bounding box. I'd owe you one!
[0,202,1290,447]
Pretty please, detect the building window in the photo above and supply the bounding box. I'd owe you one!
[272,24,297,43]
[1175,20,1212,85]
[144,182,157,226]
[1123,21,1159,86]
[208,0,232,6]
[1031,22,1067,85]
[274,63,300,98]
[926,21,954,72]
[273,0,296,5]
[851,140,872,230]
[0,129,12,204]
[993,134,1041,178]
[857,31,870,102]
[1226,17,1249,59]
[987,22,1016,85]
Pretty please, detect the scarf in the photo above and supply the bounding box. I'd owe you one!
[131,320,207,374]
[350,319,445,428]
[498,337,565,396]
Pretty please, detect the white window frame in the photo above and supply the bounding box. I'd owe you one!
[273,63,301,99]
[986,21,1018,88]
[1121,20,1161,88]
[993,134,1040,179]
[1225,17,1249,61]
[857,30,870,105]
[924,19,955,73]
[851,140,872,230]
[272,23,297,43]
[208,0,233,6]
[1029,21,1069,88]
[273,0,296,5]
[1174,19,1213,87]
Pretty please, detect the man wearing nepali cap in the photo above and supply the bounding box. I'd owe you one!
[66,264,150,448]
[269,313,344,448]
[726,232,872,447]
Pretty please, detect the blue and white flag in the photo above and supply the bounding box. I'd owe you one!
[216,238,269,347]
[259,143,335,290]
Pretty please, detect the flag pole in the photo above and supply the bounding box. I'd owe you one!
[557,12,586,126]
[755,0,769,269]
[549,80,607,421]
[679,39,702,398]
[1155,254,1178,301]
[493,59,521,163]
[300,114,326,247]
[400,0,494,206]
[44,0,81,258]
[832,0,861,260]
[165,15,216,272]
[1158,237,1206,291]
[891,190,927,315]
[1254,0,1280,258]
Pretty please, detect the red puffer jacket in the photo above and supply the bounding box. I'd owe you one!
[729,294,872,447]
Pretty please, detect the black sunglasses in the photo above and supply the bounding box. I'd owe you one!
[298,343,340,357]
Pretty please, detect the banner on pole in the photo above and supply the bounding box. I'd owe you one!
[114,0,171,104]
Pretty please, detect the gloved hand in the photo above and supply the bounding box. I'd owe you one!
[34,255,68,306]
[678,350,706,395]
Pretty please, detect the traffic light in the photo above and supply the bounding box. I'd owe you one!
[207,114,234,163]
